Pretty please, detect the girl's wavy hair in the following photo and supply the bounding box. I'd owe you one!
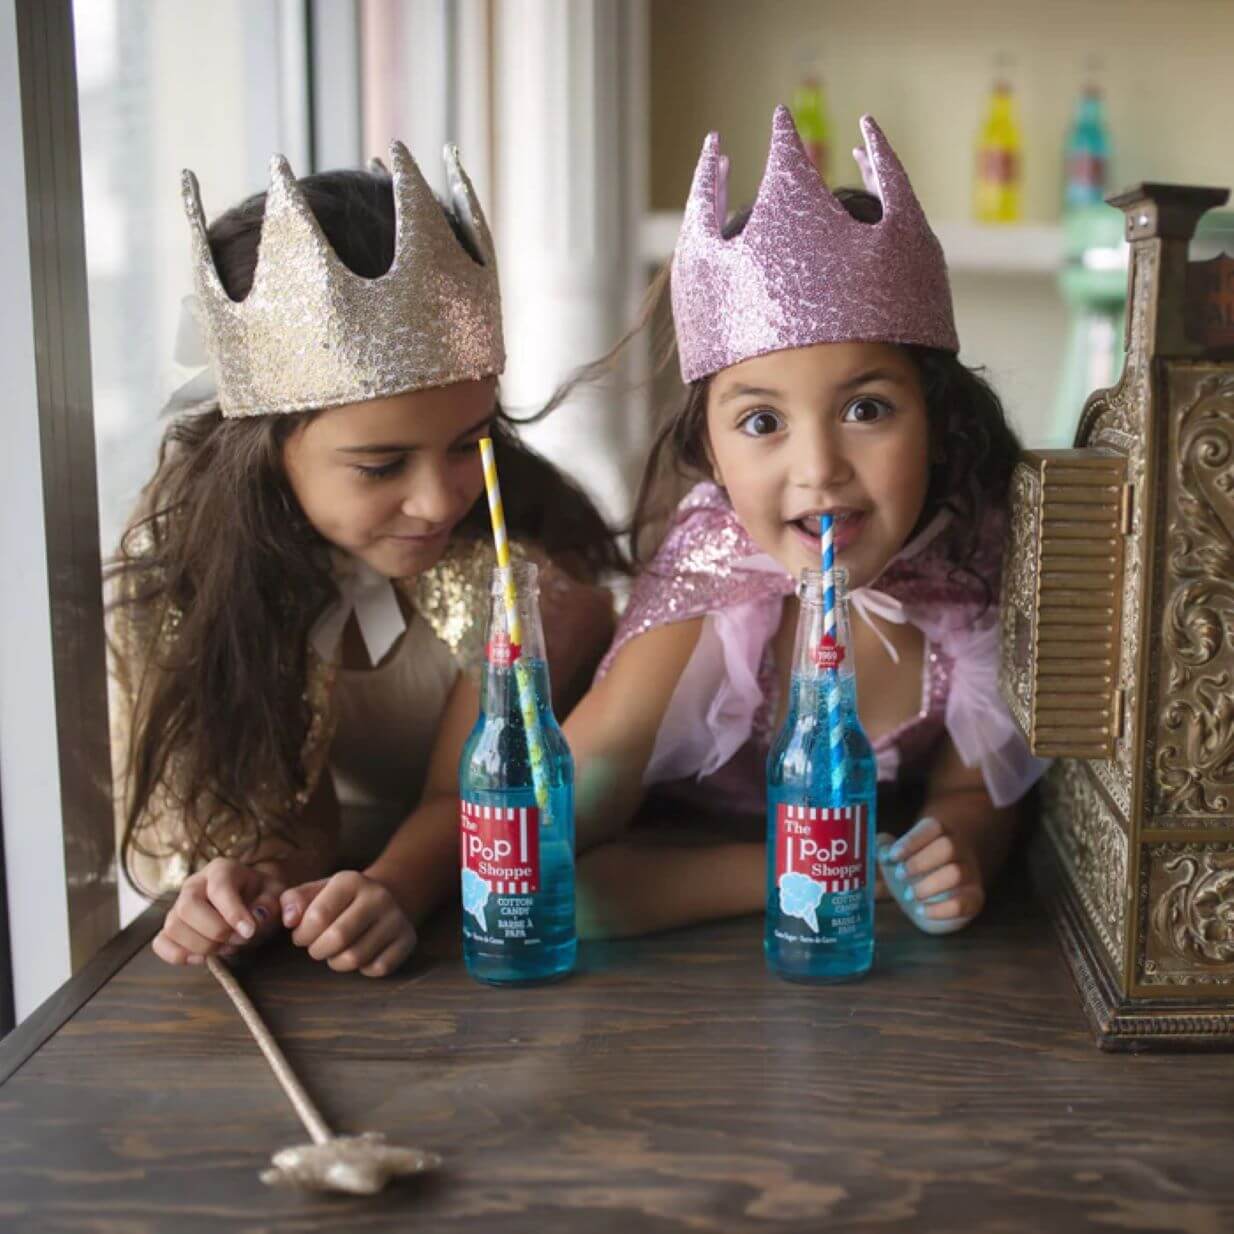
[548,187,1022,606]
[111,168,625,892]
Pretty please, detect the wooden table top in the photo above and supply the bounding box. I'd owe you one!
[2,877,1232,1234]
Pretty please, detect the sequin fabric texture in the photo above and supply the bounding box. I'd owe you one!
[599,482,1004,776]
[671,108,958,384]
[181,141,504,418]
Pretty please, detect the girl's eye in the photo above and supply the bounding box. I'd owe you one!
[451,436,486,456]
[843,397,891,424]
[352,457,404,481]
[739,409,783,438]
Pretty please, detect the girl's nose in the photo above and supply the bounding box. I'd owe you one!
[400,458,459,526]
[792,423,853,490]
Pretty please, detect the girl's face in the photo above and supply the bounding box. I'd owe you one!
[283,377,496,579]
[705,341,931,589]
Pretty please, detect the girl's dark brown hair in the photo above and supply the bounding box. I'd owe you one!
[112,168,624,890]
[556,188,1022,602]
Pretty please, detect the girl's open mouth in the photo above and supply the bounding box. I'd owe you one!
[788,510,868,553]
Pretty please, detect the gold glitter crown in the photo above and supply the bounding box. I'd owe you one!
[181,142,505,418]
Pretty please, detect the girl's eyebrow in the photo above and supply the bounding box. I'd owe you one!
[836,368,909,391]
[718,383,784,404]
[335,411,497,455]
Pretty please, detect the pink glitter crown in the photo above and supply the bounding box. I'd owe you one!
[671,107,958,384]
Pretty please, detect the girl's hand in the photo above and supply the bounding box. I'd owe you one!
[279,871,416,977]
[152,857,284,966]
[878,817,985,931]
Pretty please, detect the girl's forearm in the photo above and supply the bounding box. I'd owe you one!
[576,838,764,939]
[364,794,461,925]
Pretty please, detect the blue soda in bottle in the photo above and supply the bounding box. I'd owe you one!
[458,560,576,984]
[765,567,877,982]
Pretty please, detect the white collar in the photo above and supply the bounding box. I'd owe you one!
[310,552,408,665]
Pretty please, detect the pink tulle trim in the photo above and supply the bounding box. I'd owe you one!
[645,589,1048,808]
[913,606,1050,807]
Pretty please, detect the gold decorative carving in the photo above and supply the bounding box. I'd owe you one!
[1141,844,1234,985]
[999,465,1038,735]
[1154,371,1234,815]
[1041,760,1126,965]
[1091,244,1156,817]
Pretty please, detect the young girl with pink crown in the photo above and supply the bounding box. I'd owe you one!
[566,108,1048,937]
[110,142,620,974]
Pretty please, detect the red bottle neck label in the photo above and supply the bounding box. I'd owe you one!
[486,631,523,668]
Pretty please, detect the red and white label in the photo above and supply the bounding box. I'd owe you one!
[486,632,522,668]
[775,803,867,893]
[460,800,540,894]
[812,635,846,671]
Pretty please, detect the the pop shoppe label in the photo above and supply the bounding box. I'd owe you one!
[774,803,867,934]
[460,800,540,938]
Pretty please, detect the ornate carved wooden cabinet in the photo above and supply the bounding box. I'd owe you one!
[1001,183,1234,1050]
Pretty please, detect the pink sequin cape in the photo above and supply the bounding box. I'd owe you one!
[596,482,1047,818]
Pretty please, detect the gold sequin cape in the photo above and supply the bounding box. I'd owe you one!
[109,538,545,895]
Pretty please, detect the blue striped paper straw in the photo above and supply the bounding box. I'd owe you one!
[820,514,847,801]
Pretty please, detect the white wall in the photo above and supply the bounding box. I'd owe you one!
[648,0,1234,447]
[0,0,74,1022]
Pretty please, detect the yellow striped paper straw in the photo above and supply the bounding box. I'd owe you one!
[478,438,552,819]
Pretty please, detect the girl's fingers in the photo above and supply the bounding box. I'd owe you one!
[883,816,942,864]
[326,915,403,972]
[308,892,384,962]
[360,930,416,979]
[161,909,225,956]
[204,863,259,940]
[173,895,236,945]
[901,833,956,881]
[291,876,360,949]
[152,933,190,966]
[909,860,965,902]
[922,883,985,922]
[281,879,329,932]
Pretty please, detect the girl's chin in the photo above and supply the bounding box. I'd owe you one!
[361,538,449,578]
[775,535,887,591]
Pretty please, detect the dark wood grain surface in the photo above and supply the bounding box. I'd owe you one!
[2,879,1232,1234]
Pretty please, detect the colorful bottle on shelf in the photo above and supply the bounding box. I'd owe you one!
[458,561,576,985]
[791,76,831,181]
[765,567,877,983]
[974,79,1023,224]
[1063,86,1110,212]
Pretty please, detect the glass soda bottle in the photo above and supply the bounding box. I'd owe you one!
[791,75,831,181]
[458,560,576,984]
[974,78,1023,224]
[1063,86,1110,213]
[765,568,876,982]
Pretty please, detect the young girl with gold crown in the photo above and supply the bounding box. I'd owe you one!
[110,142,621,975]
[565,108,1048,938]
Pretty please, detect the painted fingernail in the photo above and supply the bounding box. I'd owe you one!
[283,905,298,927]
[901,881,916,903]
[187,953,204,965]
[236,920,255,940]
[252,905,269,924]
[893,862,908,883]
[888,844,905,862]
